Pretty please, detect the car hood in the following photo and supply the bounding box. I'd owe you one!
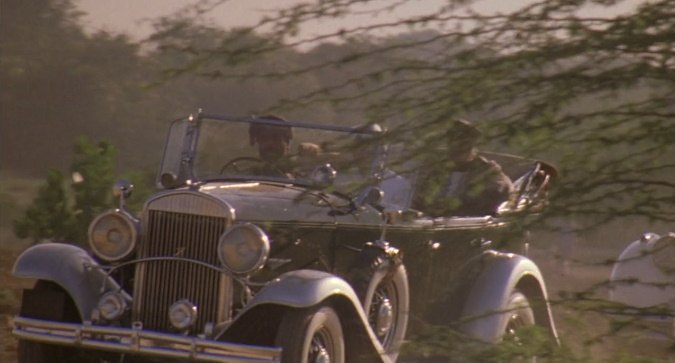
[145,181,384,224]
[200,181,342,222]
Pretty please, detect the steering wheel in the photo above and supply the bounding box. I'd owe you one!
[220,156,287,176]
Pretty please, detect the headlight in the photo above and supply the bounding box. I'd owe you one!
[217,224,270,274]
[88,210,139,262]
[652,234,675,274]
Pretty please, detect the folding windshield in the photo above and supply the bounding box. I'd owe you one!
[157,113,388,197]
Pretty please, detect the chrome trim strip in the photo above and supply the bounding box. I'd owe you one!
[13,317,280,363]
[143,191,236,220]
[103,256,226,277]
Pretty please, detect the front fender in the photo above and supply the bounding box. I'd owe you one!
[247,269,363,310]
[459,250,557,343]
[222,270,391,363]
[12,243,123,321]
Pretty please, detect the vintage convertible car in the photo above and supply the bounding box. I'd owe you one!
[12,112,558,363]
[609,231,675,340]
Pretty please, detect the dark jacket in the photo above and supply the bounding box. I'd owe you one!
[413,156,513,216]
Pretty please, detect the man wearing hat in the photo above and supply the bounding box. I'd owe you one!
[248,115,295,176]
[413,119,513,216]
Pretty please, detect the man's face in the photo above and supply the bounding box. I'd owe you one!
[447,138,476,164]
[256,130,290,161]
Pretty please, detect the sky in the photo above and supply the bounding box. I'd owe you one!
[76,0,530,40]
[76,0,644,45]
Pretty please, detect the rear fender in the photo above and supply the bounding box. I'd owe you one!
[12,243,124,321]
[458,250,558,344]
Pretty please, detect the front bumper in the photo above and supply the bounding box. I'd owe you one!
[13,317,281,363]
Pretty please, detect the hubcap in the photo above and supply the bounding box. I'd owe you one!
[310,330,333,363]
[313,346,330,363]
[505,313,526,344]
[375,297,393,336]
[369,282,398,346]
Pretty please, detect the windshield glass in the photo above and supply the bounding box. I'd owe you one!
[158,115,387,197]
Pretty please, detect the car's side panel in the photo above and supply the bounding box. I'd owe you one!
[384,222,489,328]
[12,243,126,321]
[369,219,556,344]
[456,250,556,343]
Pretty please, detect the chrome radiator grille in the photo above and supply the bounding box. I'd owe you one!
[133,194,232,333]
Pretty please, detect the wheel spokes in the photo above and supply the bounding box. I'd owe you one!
[309,327,334,363]
[369,282,398,345]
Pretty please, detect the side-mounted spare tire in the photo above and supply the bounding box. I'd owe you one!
[348,243,410,362]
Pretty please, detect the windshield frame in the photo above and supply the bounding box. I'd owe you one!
[157,111,387,192]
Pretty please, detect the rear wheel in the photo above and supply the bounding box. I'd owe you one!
[275,304,345,363]
[501,290,535,342]
[500,290,538,363]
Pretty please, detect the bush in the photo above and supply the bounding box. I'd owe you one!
[13,137,116,245]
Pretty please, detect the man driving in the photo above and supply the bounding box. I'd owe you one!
[249,115,293,161]
[247,115,295,176]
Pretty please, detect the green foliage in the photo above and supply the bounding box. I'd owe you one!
[13,170,77,243]
[121,169,155,213]
[402,324,581,362]
[13,137,119,245]
[146,0,675,225]
[69,137,117,242]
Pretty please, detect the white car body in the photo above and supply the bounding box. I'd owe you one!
[609,232,675,339]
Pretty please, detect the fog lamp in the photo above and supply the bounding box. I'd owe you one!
[168,300,198,330]
[97,291,127,321]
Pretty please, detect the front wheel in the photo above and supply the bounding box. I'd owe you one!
[363,263,409,361]
[18,340,76,363]
[348,246,409,361]
[17,281,101,363]
[275,304,345,363]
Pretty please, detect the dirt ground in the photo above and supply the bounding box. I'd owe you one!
[1,245,33,363]
[1,234,673,362]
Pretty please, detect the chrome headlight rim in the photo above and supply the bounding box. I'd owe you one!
[88,209,139,262]
[97,291,128,321]
[168,299,198,330]
[217,223,270,275]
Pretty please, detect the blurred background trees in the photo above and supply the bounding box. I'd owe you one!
[3,0,671,226]
[144,0,675,227]
[1,0,674,360]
